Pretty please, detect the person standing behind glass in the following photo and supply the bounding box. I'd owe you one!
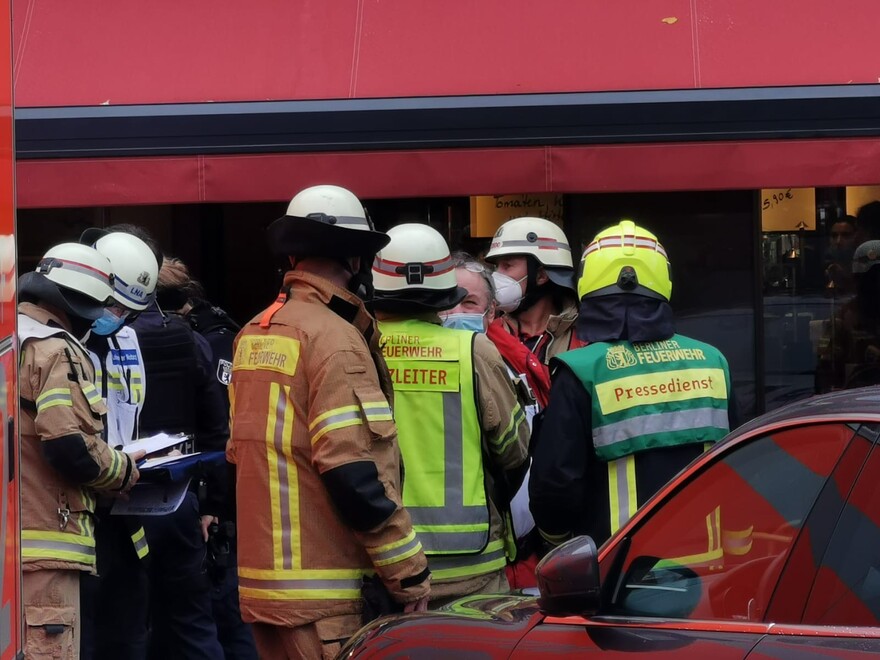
[825,216,858,295]
[817,240,880,391]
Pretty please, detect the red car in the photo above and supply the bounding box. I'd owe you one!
[341,387,880,658]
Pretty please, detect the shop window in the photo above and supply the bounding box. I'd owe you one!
[762,186,880,410]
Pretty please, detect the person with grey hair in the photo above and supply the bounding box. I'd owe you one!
[438,252,497,332]
[440,252,540,588]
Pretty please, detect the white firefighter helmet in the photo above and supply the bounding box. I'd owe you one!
[19,243,114,320]
[267,184,389,259]
[372,223,467,312]
[485,216,576,292]
[93,232,159,311]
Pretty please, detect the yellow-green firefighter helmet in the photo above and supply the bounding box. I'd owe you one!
[577,220,672,301]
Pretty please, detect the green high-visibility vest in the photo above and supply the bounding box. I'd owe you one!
[558,334,730,533]
[379,319,494,567]
[558,333,731,461]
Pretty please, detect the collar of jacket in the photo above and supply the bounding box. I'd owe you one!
[500,300,579,339]
[282,270,377,339]
[18,301,73,332]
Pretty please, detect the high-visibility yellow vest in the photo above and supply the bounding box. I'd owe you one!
[380,319,504,581]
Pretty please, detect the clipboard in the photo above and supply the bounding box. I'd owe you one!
[137,451,228,483]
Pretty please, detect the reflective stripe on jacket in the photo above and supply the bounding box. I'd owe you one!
[88,326,145,449]
[379,318,529,587]
[18,304,135,571]
[379,319,487,555]
[228,271,429,627]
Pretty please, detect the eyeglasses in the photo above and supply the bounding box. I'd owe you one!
[459,261,488,273]
[455,260,495,297]
[105,301,143,323]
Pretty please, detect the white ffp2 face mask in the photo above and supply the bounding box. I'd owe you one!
[492,272,526,313]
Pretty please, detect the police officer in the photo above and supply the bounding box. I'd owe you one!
[530,220,735,549]
[155,258,240,407]
[229,185,431,658]
[155,257,257,660]
[94,224,226,660]
[18,243,142,658]
[372,224,529,605]
[82,231,159,660]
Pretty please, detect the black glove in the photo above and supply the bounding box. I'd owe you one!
[360,575,403,626]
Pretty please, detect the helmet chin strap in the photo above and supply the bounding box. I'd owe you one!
[513,257,549,315]
[68,314,95,342]
[337,257,375,301]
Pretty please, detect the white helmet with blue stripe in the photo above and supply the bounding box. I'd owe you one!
[92,233,159,311]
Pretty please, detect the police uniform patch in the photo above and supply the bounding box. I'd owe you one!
[217,359,232,385]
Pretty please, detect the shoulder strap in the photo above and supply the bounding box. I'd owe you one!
[259,289,289,328]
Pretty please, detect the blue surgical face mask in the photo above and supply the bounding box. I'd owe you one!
[91,308,126,336]
[441,312,487,333]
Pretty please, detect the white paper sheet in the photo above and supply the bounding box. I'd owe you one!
[121,433,190,457]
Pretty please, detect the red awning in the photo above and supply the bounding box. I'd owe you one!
[13,0,880,107]
[12,1,880,207]
[17,138,880,208]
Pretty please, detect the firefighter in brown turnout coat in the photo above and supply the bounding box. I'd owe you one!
[18,243,141,658]
[228,185,431,659]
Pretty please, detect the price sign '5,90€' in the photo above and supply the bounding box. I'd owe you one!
[761,187,816,232]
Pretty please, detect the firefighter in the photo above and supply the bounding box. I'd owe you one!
[530,220,735,550]
[484,217,583,408]
[228,185,431,659]
[18,243,142,658]
[372,224,529,606]
[81,231,157,660]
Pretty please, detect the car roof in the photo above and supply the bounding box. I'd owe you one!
[730,386,880,440]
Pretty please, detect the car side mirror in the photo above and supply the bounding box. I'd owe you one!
[536,536,600,617]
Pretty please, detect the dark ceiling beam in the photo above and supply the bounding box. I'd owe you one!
[14,84,880,159]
